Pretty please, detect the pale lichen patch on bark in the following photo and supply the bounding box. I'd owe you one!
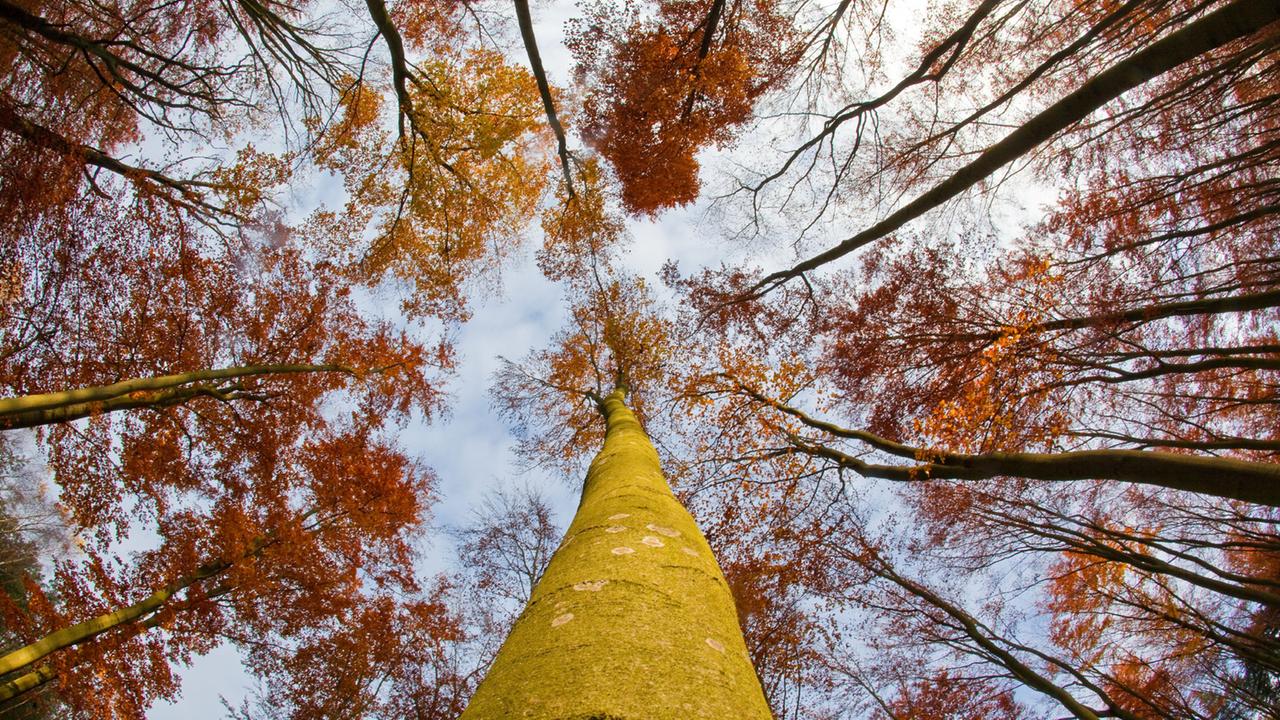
[646,524,680,537]
[705,638,726,653]
[608,513,631,520]
[611,546,635,555]
[551,613,574,627]
[641,536,664,547]
[573,580,608,592]
[605,526,627,533]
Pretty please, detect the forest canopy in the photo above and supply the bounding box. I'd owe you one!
[0,0,1277,718]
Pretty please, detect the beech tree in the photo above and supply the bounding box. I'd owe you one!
[638,1,1280,715]
[479,274,769,717]
[0,0,362,234]
[0,0,555,710]
[0,162,450,717]
[0,439,67,718]
[453,484,559,612]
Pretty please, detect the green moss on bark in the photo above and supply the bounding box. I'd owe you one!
[459,390,772,720]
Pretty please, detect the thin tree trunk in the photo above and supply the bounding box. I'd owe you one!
[751,0,1280,294]
[731,380,1280,506]
[460,387,771,719]
[0,663,55,704]
[0,559,233,678]
[791,436,1280,507]
[364,0,416,140]
[927,287,1280,344]
[0,363,358,429]
[0,584,234,704]
[678,0,727,121]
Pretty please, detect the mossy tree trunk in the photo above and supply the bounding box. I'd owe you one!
[460,388,772,719]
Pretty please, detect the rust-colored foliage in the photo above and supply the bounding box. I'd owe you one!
[720,548,831,715]
[0,188,449,715]
[230,583,470,720]
[3,0,1280,717]
[655,7,1280,716]
[1,195,445,536]
[567,0,802,214]
[0,0,342,230]
[3,425,433,719]
[886,670,1023,720]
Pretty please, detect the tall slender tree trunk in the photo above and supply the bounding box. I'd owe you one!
[460,388,771,719]
[0,363,361,430]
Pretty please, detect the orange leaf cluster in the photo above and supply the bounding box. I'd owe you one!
[568,0,802,214]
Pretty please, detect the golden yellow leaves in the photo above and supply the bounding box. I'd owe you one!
[546,276,673,410]
[208,145,292,218]
[538,158,626,282]
[308,51,551,321]
[384,49,548,318]
[916,256,1069,453]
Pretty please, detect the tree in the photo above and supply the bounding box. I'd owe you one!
[464,383,770,718]
[453,483,560,612]
[0,419,433,718]
[307,50,550,320]
[0,166,450,716]
[663,18,1280,716]
[7,0,1280,715]
[737,0,1280,293]
[0,437,68,718]
[225,580,472,720]
[469,268,770,717]
[0,0,357,233]
[223,484,564,720]
[0,0,567,709]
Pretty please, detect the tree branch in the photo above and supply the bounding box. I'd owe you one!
[513,0,574,195]
[749,0,1280,296]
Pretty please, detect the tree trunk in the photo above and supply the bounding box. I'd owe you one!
[0,363,358,429]
[460,388,772,719]
[751,0,1280,293]
[0,556,236,680]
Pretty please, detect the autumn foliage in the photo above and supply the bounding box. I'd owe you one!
[568,0,802,214]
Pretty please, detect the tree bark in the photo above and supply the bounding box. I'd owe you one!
[730,379,1280,506]
[792,436,1280,507]
[0,663,55,704]
[459,388,771,719]
[513,0,575,195]
[0,583,234,704]
[364,0,416,140]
